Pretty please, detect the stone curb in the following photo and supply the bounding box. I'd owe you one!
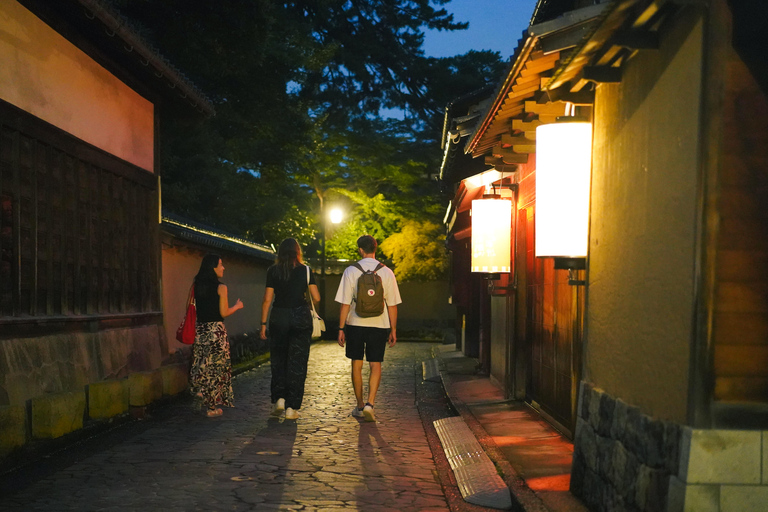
[439,369,551,512]
[415,365,496,512]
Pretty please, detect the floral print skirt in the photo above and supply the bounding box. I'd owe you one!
[190,321,234,410]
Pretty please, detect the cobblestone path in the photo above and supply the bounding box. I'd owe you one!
[2,341,449,512]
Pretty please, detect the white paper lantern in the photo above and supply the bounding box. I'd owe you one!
[535,121,592,259]
[471,198,512,273]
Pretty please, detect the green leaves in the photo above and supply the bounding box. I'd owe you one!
[380,220,448,281]
[112,0,503,279]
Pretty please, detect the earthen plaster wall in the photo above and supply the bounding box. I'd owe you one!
[587,11,704,423]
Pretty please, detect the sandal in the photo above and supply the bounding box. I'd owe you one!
[206,408,223,417]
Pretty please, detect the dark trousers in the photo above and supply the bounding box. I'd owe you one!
[269,305,312,410]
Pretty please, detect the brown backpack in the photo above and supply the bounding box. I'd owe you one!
[351,262,386,317]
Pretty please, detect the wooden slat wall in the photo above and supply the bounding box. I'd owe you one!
[0,100,159,323]
[713,53,768,402]
[523,205,581,434]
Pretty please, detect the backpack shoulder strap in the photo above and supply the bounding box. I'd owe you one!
[351,262,365,273]
[373,262,385,273]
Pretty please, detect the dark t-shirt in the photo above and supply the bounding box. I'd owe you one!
[266,264,316,308]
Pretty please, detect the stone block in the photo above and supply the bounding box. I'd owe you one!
[606,440,628,491]
[31,391,85,439]
[588,387,602,431]
[664,421,682,475]
[88,379,129,420]
[578,380,593,422]
[622,405,643,459]
[634,464,668,512]
[596,433,614,477]
[576,417,598,472]
[610,398,629,443]
[0,405,27,456]
[597,392,616,438]
[681,429,761,484]
[721,484,768,512]
[160,364,189,396]
[666,477,719,512]
[764,431,768,485]
[644,418,667,469]
[129,370,163,407]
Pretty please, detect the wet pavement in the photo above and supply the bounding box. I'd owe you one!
[1,341,453,512]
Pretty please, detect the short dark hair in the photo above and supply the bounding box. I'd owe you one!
[357,235,377,254]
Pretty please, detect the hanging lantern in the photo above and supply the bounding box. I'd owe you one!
[471,196,512,273]
[535,119,592,264]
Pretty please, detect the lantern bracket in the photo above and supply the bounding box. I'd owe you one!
[568,269,586,286]
[553,257,586,270]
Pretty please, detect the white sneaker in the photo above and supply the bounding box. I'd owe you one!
[363,403,375,422]
[285,407,300,420]
[271,398,285,417]
[351,406,364,418]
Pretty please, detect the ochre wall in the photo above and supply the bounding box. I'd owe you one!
[587,12,704,423]
[0,1,154,171]
[161,245,271,353]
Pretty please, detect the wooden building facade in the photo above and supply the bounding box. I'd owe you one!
[0,0,212,456]
[440,0,768,509]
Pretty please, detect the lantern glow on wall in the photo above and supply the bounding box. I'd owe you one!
[471,196,512,273]
[535,119,593,263]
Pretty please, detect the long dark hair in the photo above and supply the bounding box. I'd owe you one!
[276,238,302,280]
[194,253,221,296]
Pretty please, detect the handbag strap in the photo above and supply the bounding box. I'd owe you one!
[187,283,196,309]
[306,265,319,317]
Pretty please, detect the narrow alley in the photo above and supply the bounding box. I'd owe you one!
[1,342,455,511]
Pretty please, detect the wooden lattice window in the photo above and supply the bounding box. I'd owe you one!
[0,101,160,325]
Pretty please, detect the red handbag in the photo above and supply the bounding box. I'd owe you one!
[176,286,196,345]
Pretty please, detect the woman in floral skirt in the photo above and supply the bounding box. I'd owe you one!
[190,253,244,417]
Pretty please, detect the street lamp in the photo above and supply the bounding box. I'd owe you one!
[329,207,343,225]
[320,206,343,326]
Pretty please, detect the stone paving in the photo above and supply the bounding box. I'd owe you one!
[1,341,451,512]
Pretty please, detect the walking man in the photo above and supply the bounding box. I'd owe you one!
[335,235,401,422]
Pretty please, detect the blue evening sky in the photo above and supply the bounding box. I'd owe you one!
[422,0,539,59]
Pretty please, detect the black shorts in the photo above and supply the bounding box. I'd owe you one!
[345,325,389,362]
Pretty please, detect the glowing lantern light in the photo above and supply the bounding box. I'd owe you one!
[471,197,512,273]
[535,120,592,260]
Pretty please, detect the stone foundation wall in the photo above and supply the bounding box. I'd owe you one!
[570,382,683,512]
[572,382,768,511]
[0,324,189,459]
[0,363,188,458]
[0,325,166,407]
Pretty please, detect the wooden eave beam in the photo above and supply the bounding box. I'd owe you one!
[632,0,666,29]
[501,134,536,146]
[569,65,622,91]
[520,52,560,77]
[486,153,529,166]
[524,100,566,115]
[536,87,595,105]
[613,31,659,50]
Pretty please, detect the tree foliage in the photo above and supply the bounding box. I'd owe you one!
[112,0,506,279]
[380,220,448,281]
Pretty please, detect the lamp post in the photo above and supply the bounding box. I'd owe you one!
[319,206,343,323]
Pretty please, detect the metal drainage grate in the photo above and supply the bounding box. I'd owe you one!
[433,416,512,509]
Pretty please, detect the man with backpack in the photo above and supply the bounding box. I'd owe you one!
[335,234,402,422]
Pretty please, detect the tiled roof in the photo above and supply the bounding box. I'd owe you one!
[161,214,275,261]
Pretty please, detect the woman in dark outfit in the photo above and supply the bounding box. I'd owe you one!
[260,238,320,420]
[190,254,244,417]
